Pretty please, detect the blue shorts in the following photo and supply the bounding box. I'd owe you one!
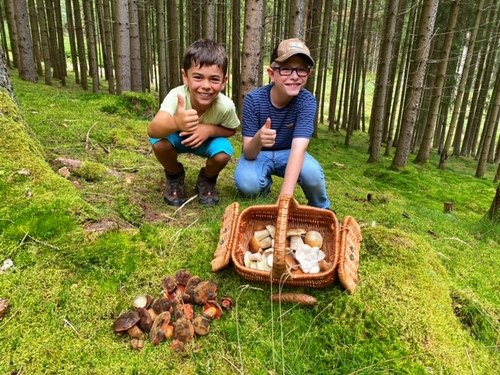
[149,132,234,157]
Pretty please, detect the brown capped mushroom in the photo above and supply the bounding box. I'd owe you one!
[0,298,9,320]
[149,311,171,346]
[162,276,177,294]
[183,275,202,303]
[193,280,219,305]
[265,225,276,238]
[136,307,153,333]
[304,230,323,248]
[130,338,145,351]
[220,297,234,311]
[192,314,211,336]
[113,311,140,336]
[249,236,262,253]
[173,317,195,343]
[174,269,192,293]
[286,228,307,237]
[203,300,223,320]
[152,297,171,315]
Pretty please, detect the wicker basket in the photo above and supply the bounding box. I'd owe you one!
[212,195,362,292]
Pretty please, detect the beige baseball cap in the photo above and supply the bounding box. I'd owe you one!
[273,38,314,66]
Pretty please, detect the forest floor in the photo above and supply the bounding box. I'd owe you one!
[0,76,499,374]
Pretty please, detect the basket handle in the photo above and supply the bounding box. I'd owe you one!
[272,194,299,278]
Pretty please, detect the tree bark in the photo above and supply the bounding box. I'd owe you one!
[415,0,459,164]
[0,49,15,98]
[115,0,131,94]
[486,183,500,221]
[368,0,399,163]
[13,0,37,82]
[391,0,438,169]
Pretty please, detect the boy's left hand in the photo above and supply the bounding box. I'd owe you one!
[180,124,212,148]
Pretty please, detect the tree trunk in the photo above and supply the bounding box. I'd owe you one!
[115,0,131,94]
[476,69,500,177]
[440,0,485,169]
[4,0,19,68]
[36,0,52,85]
[289,0,307,39]
[391,0,438,169]
[240,0,264,111]
[486,183,500,222]
[65,0,79,84]
[13,0,37,82]
[0,49,15,98]
[415,0,459,164]
[83,0,99,92]
[27,0,42,76]
[166,0,180,89]
[231,0,241,114]
[368,0,399,163]
[328,0,344,131]
[128,0,142,91]
[73,0,88,90]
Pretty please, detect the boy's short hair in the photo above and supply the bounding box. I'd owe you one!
[183,39,228,75]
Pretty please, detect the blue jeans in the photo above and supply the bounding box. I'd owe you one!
[234,150,331,209]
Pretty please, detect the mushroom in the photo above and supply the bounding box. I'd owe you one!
[265,225,276,238]
[130,338,145,351]
[173,317,195,344]
[192,314,211,336]
[183,275,202,303]
[249,236,262,253]
[174,269,192,293]
[152,297,172,315]
[254,229,270,241]
[0,298,9,320]
[136,307,153,333]
[287,228,306,251]
[193,280,219,305]
[132,295,153,310]
[304,230,323,248]
[162,276,178,295]
[113,311,144,340]
[220,297,234,311]
[202,300,223,320]
[149,311,171,346]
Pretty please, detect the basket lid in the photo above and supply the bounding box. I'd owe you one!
[338,216,363,294]
[211,202,240,272]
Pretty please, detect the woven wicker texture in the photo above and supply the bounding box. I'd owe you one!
[338,216,363,294]
[211,202,239,272]
[231,195,340,288]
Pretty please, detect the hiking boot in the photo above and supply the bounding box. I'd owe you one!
[163,163,186,206]
[196,168,219,206]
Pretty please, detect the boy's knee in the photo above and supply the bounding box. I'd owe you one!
[213,152,231,165]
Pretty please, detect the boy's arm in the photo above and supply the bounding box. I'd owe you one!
[147,94,198,138]
[280,138,309,196]
[181,124,236,148]
[242,118,276,160]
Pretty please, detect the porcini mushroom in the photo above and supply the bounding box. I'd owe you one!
[149,311,171,346]
[304,230,323,248]
[192,314,211,336]
[113,311,143,339]
[193,280,219,305]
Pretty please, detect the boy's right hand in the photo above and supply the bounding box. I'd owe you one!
[259,118,276,147]
[174,94,199,133]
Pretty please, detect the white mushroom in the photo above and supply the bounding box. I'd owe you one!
[265,225,276,238]
[254,229,270,241]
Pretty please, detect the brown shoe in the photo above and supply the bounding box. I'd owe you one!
[164,163,186,206]
[196,168,219,206]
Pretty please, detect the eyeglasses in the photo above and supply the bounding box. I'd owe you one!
[271,66,311,77]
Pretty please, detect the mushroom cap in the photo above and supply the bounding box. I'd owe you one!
[162,276,178,294]
[192,315,211,336]
[193,280,219,305]
[152,297,171,314]
[174,269,192,286]
[136,307,153,333]
[149,311,171,346]
[113,311,140,333]
[286,228,307,237]
[220,297,234,311]
[173,317,195,343]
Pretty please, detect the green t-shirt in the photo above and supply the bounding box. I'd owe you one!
[159,85,240,130]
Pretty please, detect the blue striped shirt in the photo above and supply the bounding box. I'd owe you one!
[242,84,317,150]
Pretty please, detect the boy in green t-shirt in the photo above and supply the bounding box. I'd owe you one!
[148,39,240,206]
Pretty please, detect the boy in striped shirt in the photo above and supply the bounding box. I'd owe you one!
[234,38,331,209]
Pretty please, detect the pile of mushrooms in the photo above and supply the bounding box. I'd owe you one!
[113,269,233,351]
[244,225,332,275]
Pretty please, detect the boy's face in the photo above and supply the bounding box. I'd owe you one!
[182,64,227,112]
[268,55,311,97]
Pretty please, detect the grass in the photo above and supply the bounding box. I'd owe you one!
[0,74,499,374]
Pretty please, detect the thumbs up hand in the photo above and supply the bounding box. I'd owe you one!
[259,118,276,147]
[174,94,199,133]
